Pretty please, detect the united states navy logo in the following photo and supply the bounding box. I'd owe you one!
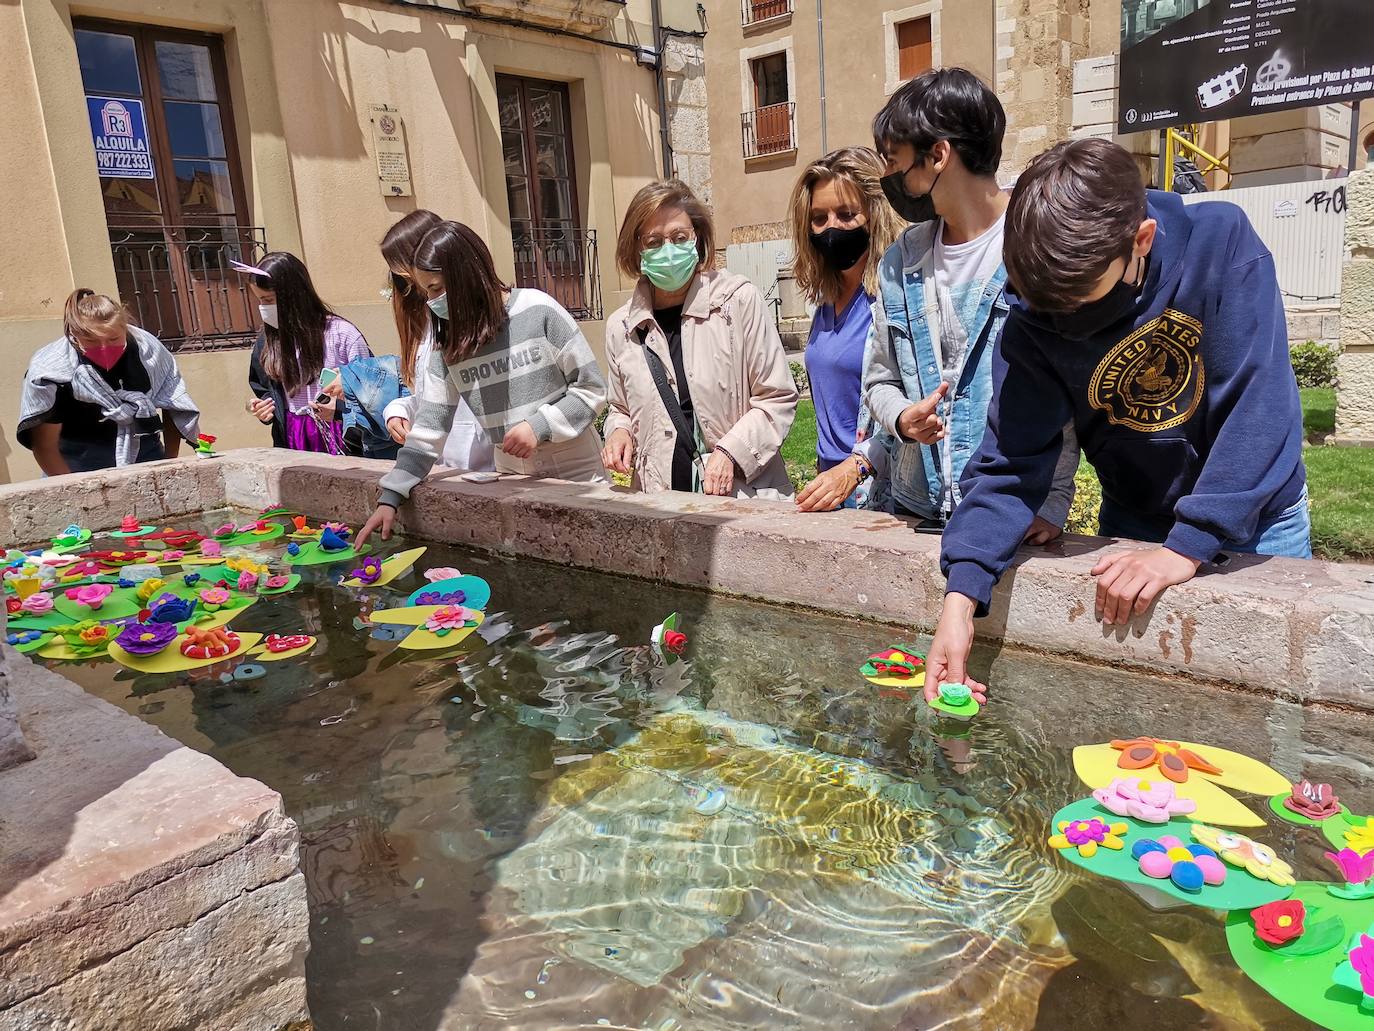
[1089,309,1205,432]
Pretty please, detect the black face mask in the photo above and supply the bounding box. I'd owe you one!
[1050,254,1147,341]
[810,224,871,272]
[881,165,940,224]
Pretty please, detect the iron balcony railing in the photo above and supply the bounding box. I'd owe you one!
[108,225,266,352]
[742,0,792,25]
[512,226,603,322]
[741,102,796,159]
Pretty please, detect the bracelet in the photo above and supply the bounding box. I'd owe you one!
[852,454,873,482]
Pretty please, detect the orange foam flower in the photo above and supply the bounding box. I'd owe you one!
[1111,737,1224,784]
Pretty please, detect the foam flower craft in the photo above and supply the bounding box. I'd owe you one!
[318,528,349,552]
[1049,817,1128,858]
[119,516,141,533]
[414,589,466,606]
[77,623,111,647]
[136,578,167,604]
[236,571,259,592]
[1284,780,1341,821]
[198,587,233,611]
[861,647,925,681]
[663,629,688,656]
[1132,835,1227,893]
[213,523,236,539]
[183,573,201,586]
[1332,929,1374,1013]
[1092,777,1199,824]
[351,555,384,586]
[200,541,222,557]
[1191,825,1296,886]
[286,543,301,557]
[181,625,240,659]
[424,605,478,636]
[1111,737,1224,784]
[115,621,178,656]
[163,550,186,561]
[323,522,350,536]
[225,557,268,576]
[4,597,19,615]
[148,592,195,624]
[425,567,461,582]
[1345,818,1374,856]
[20,592,54,615]
[1326,848,1374,900]
[1251,899,1306,946]
[1073,738,1290,827]
[64,583,114,610]
[8,630,45,646]
[264,633,312,653]
[264,574,291,590]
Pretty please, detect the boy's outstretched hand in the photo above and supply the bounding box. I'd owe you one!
[924,593,989,704]
[1091,546,1201,625]
[353,503,396,552]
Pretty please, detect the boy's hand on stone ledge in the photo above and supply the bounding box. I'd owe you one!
[1091,547,1201,626]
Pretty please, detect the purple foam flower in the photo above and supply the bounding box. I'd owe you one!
[415,589,465,607]
[351,555,383,585]
[115,621,178,656]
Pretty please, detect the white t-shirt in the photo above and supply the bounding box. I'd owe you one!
[932,212,1005,383]
[381,327,496,472]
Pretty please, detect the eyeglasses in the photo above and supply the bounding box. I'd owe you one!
[639,230,696,253]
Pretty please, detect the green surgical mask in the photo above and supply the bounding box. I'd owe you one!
[640,241,699,292]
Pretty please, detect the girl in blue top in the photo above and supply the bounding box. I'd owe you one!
[789,147,902,512]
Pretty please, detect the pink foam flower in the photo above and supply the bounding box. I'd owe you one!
[20,592,54,615]
[1092,776,1198,824]
[1329,848,1374,885]
[424,567,461,583]
[64,583,114,610]
[264,574,291,590]
[425,605,477,635]
[198,586,233,610]
[200,541,222,557]
[237,570,260,592]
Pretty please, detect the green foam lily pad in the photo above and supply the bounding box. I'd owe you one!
[257,573,302,595]
[285,541,371,566]
[1226,882,1374,1030]
[1049,797,1294,911]
[1269,792,1350,828]
[927,683,980,720]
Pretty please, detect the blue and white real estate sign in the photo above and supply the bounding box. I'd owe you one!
[86,95,155,179]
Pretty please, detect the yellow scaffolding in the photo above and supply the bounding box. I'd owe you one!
[1163,124,1231,191]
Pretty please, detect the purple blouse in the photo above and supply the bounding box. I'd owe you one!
[284,316,371,413]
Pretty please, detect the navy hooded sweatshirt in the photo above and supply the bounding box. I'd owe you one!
[942,190,1306,613]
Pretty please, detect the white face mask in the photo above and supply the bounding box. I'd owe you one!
[259,303,279,328]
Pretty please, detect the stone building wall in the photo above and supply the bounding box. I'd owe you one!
[995,0,1093,181]
[1337,170,1374,444]
[664,33,712,205]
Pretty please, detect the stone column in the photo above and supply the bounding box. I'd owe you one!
[0,613,35,771]
[1336,169,1374,445]
[995,0,1092,181]
[663,34,712,205]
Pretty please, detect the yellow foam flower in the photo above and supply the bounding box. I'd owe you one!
[136,578,166,604]
[1343,818,1374,856]
[1190,824,1296,886]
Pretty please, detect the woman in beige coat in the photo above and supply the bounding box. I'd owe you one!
[601,180,799,498]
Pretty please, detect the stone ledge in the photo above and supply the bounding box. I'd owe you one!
[0,646,308,1028]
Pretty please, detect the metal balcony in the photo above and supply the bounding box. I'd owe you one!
[741,102,796,159]
[742,0,792,25]
[108,225,266,352]
[512,227,603,322]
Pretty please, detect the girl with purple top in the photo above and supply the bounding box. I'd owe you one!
[246,251,372,453]
[789,148,902,512]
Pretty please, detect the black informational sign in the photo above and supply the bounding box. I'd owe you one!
[1118,0,1374,133]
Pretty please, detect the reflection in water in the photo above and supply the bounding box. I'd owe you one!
[52,513,1341,1030]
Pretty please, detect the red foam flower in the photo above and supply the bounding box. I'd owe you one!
[663,630,687,656]
[264,634,311,653]
[1251,899,1306,946]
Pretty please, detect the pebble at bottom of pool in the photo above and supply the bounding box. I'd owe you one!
[44,511,1346,1031]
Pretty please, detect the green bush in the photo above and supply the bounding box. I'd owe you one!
[789,360,809,395]
[1291,341,1338,389]
[1064,462,1102,537]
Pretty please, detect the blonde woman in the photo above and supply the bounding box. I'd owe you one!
[788,147,902,512]
[18,289,199,474]
[601,180,798,498]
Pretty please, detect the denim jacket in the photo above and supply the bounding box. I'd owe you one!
[862,221,1076,524]
[341,355,407,460]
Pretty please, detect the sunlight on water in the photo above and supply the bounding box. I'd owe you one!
[48,510,1345,1030]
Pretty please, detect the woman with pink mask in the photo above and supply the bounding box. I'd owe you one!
[18,288,200,474]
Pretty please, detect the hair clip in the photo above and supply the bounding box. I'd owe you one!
[229,259,271,277]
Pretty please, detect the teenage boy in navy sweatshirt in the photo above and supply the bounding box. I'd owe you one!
[925,138,1310,699]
